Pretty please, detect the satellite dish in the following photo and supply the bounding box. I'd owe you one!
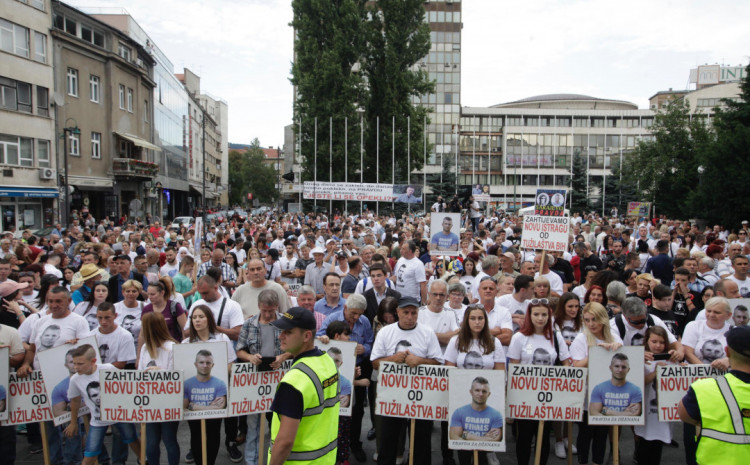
[53,93,65,106]
[129,199,143,218]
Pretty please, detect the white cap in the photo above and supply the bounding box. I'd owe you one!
[311,247,325,255]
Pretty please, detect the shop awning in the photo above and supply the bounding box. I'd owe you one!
[0,186,59,198]
[114,131,162,152]
[69,176,113,189]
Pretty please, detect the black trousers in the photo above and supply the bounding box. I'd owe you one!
[352,359,373,447]
[683,423,697,465]
[189,418,223,465]
[377,417,432,465]
[457,450,487,465]
[635,438,664,465]
[576,413,608,465]
[515,419,550,465]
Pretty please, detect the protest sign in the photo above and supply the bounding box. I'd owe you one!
[627,202,651,219]
[2,370,53,425]
[587,346,645,425]
[228,360,291,416]
[507,364,586,422]
[520,215,570,252]
[37,336,101,426]
[534,189,567,217]
[194,216,203,252]
[174,341,229,420]
[286,283,301,297]
[100,370,184,423]
[429,213,461,256]
[728,298,750,326]
[0,347,7,421]
[303,182,423,203]
[376,362,451,421]
[656,364,724,422]
[448,369,506,452]
[315,340,357,417]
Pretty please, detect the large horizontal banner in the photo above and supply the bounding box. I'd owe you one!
[656,364,724,422]
[101,370,184,423]
[507,364,586,422]
[2,371,53,425]
[228,361,291,416]
[303,182,423,203]
[521,215,570,252]
[376,362,451,421]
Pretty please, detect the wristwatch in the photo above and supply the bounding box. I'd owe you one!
[462,431,468,440]
[601,407,608,416]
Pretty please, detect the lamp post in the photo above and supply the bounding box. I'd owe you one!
[61,118,80,228]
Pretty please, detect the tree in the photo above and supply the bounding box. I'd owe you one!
[690,62,750,226]
[227,139,279,205]
[569,150,589,215]
[361,0,434,184]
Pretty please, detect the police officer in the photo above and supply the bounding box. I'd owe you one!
[678,325,750,464]
[268,307,340,465]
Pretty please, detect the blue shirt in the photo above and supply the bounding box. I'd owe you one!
[71,285,92,305]
[52,377,70,405]
[450,404,504,437]
[340,375,352,397]
[184,376,227,407]
[590,380,642,412]
[430,231,459,250]
[314,296,346,317]
[317,310,374,362]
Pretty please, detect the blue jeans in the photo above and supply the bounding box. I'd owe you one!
[244,414,261,465]
[84,424,137,458]
[97,424,131,464]
[146,421,181,465]
[47,421,82,465]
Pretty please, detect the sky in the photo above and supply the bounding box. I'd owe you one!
[69,0,750,149]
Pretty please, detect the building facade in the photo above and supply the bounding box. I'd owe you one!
[0,0,58,233]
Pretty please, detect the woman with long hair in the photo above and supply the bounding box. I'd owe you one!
[569,302,622,465]
[583,285,607,307]
[507,299,570,465]
[183,305,236,465]
[138,312,180,465]
[114,279,144,346]
[73,281,108,331]
[553,292,583,337]
[142,277,187,343]
[621,269,639,294]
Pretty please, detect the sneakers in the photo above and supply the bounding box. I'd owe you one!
[28,443,43,454]
[227,442,243,463]
[367,427,376,441]
[185,450,194,464]
[564,437,578,454]
[555,441,566,459]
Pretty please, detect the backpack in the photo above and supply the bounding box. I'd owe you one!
[614,313,655,340]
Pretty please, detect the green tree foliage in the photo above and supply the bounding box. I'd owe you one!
[569,150,589,215]
[228,139,279,205]
[690,62,750,226]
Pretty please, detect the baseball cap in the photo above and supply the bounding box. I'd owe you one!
[267,248,279,261]
[502,252,515,261]
[271,307,317,331]
[0,279,30,298]
[311,247,325,255]
[397,296,420,309]
[726,326,750,357]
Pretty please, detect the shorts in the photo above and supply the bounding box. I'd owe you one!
[84,423,137,457]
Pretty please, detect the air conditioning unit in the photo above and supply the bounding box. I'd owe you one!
[39,168,56,180]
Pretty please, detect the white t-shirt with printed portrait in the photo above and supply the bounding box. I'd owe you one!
[681,320,731,364]
[90,326,137,365]
[138,341,175,371]
[68,363,115,427]
[443,336,505,369]
[507,332,570,366]
[393,256,427,301]
[370,322,443,364]
[609,314,677,348]
[569,332,623,362]
[186,297,244,331]
[29,312,89,368]
[418,307,459,352]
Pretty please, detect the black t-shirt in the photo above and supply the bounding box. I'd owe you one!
[672,290,701,337]
[627,291,653,308]
[271,348,325,420]
[648,306,679,338]
[580,254,603,271]
[551,259,575,284]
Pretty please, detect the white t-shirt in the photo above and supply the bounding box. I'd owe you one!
[22,290,39,305]
[507,332,570,365]
[572,285,587,305]
[609,314,677,347]
[138,341,175,370]
[30,312,89,368]
[418,307,459,352]
[160,262,180,278]
[90,326,137,364]
[485,303,513,334]
[393,256,427,301]
[19,311,47,343]
[634,360,673,443]
[68,363,116,427]
[264,262,281,282]
[569,332,623,362]
[681,320,731,364]
[186,297,244,331]
[728,275,750,298]
[370,322,443,363]
[114,301,144,347]
[279,255,298,284]
[443,336,505,369]
[535,271,564,296]
[182,332,237,363]
[459,275,475,297]
[73,302,101,331]
[496,294,529,333]
[444,304,467,327]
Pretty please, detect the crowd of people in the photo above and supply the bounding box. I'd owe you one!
[0,204,749,465]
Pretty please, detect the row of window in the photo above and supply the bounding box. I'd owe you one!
[0,76,49,116]
[65,131,101,159]
[1,18,47,62]
[17,0,46,11]
[53,13,105,48]
[0,134,50,168]
[66,68,145,118]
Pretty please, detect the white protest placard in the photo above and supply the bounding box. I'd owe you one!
[520,215,569,252]
[194,216,203,252]
[287,283,301,297]
[587,346,644,425]
[303,182,396,202]
[0,347,7,421]
[100,370,184,423]
[656,364,724,422]
[429,213,461,256]
[315,340,357,417]
[174,341,229,420]
[448,369,506,452]
[228,360,291,416]
[2,371,53,425]
[507,364,586,422]
[376,362,451,421]
[37,336,101,426]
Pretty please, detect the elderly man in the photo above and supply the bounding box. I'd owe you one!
[611,297,684,362]
[232,259,290,319]
[197,248,237,289]
[304,247,328,299]
[314,273,346,317]
[317,293,374,462]
[296,285,326,331]
[470,255,500,303]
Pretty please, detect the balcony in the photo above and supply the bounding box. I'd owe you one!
[112,158,159,178]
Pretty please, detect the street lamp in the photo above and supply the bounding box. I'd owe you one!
[61,118,80,228]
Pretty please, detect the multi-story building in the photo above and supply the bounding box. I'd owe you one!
[198,91,229,207]
[0,0,57,233]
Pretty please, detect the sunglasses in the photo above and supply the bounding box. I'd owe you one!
[627,317,647,326]
[530,298,549,305]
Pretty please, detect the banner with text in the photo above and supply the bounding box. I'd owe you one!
[174,342,229,420]
[656,364,724,422]
[587,346,645,425]
[507,364,586,422]
[521,215,570,252]
[303,182,423,204]
[1,371,53,425]
[448,369,506,452]
[101,370,184,423]
[627,202,651,219]
[534,189,567,217]
[376,362,451,421]
[228,360,291,416]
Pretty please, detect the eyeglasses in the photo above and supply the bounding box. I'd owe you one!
[530,298,549,305]
[626,317,647,326]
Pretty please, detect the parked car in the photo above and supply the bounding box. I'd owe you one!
[171,216,195,230]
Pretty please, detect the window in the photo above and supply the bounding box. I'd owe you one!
[19,137,33,167]
[118,42,131,61]
[144,100,149,123]
[91,132,101,159]
[0,134,32,166]
[36,85,48,116]
[89,75,100,103]
[127,88,133,112]
[69,133,79,156]
[19,0,46,11]
[67,68,78,96]
[0,77,32,113]
[0,18,30,58]
[119,84,125,109]
[37,140,50,168]
[33,32,46,63]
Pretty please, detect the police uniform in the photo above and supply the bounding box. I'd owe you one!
[269,307,341,465]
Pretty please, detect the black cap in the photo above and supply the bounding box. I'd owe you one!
[271,307,316,331]
[267,248,279,261]
[726,325,750,357]
[397,296,420,309]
